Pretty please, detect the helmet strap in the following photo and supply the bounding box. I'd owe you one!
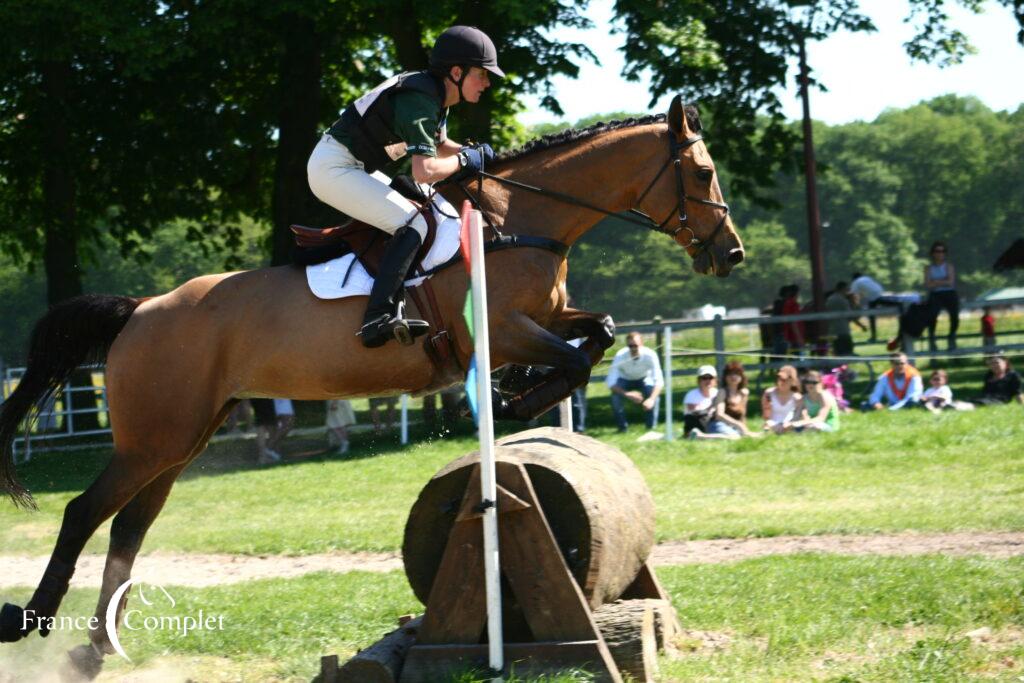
[447,65,469,104]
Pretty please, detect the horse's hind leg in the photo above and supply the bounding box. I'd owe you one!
[0,452,172,643]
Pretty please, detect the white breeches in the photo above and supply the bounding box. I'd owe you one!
[307,134,429,239]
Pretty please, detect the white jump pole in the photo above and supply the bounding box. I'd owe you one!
[663,324,674,441]
[465,204,504,679]
[399,393,409,445]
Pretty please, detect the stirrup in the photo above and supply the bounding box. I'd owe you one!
[358,302,429,348]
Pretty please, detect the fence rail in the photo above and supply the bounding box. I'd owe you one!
[3,296,1022,454]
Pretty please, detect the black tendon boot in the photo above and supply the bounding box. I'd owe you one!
[359,226,430,348]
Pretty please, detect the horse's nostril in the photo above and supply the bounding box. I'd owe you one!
[727,248,745,265]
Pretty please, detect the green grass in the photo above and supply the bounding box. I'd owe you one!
[1,555,1020,681]
[1,405,1022,555]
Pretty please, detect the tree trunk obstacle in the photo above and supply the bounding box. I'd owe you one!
[317,427,681,683]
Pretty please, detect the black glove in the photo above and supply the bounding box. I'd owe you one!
[461,143,495,164]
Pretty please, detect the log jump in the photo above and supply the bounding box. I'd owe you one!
[317,427,682,683]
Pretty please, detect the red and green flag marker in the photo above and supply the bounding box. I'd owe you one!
[459,200,505,678]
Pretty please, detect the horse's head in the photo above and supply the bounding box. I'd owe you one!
[639,95,744,277]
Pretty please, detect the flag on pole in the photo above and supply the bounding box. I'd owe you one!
[460,201,478,422]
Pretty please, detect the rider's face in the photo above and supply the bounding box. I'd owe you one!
[454,66,491,103]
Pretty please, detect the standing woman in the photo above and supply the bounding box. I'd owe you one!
[308,26,504,348]
[924,240,959,351]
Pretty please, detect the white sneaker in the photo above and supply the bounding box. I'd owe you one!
[637,430,664,442]
[336,441,350,455]
[258,448,283,465]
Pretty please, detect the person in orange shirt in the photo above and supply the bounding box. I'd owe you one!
[868,353,923,410]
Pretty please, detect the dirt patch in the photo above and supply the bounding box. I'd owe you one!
[0,531,1021,589]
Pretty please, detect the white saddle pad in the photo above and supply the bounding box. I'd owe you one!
[306,197,460,300]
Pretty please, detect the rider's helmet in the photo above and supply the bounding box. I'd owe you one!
[429,26,505,79]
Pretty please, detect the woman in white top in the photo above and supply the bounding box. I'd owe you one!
[761,364,801,434]
[683,365,719,438]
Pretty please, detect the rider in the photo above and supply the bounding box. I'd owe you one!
[307,25,503,348]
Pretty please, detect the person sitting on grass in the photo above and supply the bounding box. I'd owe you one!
[761,364,801,434]
[792,370,839,432]
[975,354,1024,406]
[922,369,954,413]
[692,361,758,440]
[868,352,922,411]
[683,365,719,439]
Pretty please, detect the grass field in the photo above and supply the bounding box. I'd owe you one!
[0,403,1021,680]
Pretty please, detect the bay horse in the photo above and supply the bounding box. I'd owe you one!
[0,95,742,671]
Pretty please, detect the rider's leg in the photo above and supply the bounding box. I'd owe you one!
[308,135,430,347]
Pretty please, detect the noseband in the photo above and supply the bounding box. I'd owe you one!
[629,133,731,254]
[456,127,730,257]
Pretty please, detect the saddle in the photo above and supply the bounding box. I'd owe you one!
[290,176,438,279]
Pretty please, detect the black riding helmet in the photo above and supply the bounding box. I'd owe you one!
[429,26,504,101]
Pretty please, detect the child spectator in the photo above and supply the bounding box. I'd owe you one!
[922,370,953,413]
[793,370,839,432]
[683,365,719,438]
[981,306,997,350]
[761,365,801,434]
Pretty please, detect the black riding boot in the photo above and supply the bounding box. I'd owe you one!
[359,226,430,348]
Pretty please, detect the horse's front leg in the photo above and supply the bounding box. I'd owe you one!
[546,307,616,363]
[490,311,611,421]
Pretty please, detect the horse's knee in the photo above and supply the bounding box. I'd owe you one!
[595,314,616,349]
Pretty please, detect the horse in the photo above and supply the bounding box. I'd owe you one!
[0,95,743,672]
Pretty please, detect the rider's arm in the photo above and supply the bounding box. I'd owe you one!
[410,154,460,184]
[436,138,462,157]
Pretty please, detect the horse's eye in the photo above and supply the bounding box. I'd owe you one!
[696,168,714,183]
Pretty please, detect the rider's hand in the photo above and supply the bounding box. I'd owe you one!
[462,143,495,164]
[453,147,487,180]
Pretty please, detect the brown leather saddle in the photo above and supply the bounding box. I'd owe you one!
[290,200,438,280]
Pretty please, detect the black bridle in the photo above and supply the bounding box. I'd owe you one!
[458,129,731,256]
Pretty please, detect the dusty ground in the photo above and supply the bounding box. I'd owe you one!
[1,531,1021,588]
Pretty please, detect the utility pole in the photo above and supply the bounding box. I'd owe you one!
[797,32,827,315]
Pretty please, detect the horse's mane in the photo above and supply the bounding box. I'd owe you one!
[495,106,701,165]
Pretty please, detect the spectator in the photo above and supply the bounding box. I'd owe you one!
[793,369,840,432]
[781,285,804,352]
[252,398,282,464]
[868,353,923,410]
[976,354,1024,405]
[922,370,953,413]
[369,396,398,435]
[850,272,900,341]
[683,365,719,438]
[924,240,960,351]
[761,364,801,434]
[769,286,791,356]
[223,399,255,434]
[607,332,664,434]
[981,306,997,351]
[693,361,756,440]
[825,282,866,357]
[326,399,356,454]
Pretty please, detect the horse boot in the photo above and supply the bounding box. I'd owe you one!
[358,226,430,348]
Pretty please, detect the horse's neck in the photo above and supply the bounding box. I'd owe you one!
[484,124,666,246]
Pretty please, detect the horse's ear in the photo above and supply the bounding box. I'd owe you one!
[667,95,684,135]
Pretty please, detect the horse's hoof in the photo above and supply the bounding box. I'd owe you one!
[0,603,29,643]
[65,644,105,681]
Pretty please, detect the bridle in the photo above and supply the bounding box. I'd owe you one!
[457,126,731,257]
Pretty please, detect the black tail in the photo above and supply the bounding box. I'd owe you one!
[0,295,141,509]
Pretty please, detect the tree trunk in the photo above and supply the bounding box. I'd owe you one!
[386,3,428,71]
[592,600,659,683]
[40,60,82,306]
[334,616,422,683]
[270,13,324,266]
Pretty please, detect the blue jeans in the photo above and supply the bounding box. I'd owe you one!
[610,379,658,430]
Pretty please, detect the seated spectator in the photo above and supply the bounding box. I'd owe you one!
[761,365,801,434]
[607,332,664,434]
[682,365,718,438]
[975,354,1024,405]
[708,361,758,439]
[868,353,923,410]
[793,370,839,432]
[922,370,953,413]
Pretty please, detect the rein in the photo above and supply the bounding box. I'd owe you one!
[456,130,731,256]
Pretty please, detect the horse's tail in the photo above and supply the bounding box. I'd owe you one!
[0,295,141,509]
